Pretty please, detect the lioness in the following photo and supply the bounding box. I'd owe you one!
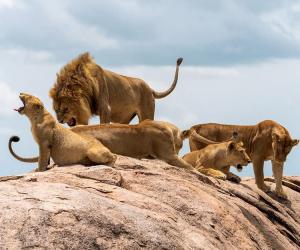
[9,93,116,171]
[49,52,183,126]
[182,120,299,198]
[182,137,251,183]
[70,120,194,170]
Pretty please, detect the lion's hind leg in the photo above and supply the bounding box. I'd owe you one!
[87,145,117,166]
[166,155,194,170]
[137,95,155,122]
[195,165,226,180]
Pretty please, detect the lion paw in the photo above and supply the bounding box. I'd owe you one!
[275,189,288,199]
[216,174,227,180]
[258,183,271,193]
[227,175,241,183]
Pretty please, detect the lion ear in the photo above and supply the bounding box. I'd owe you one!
[33,103,43,111]
[227,141,235,151]
[272,132,280,142]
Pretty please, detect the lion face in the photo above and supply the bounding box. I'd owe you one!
[52,96,92,126]
[14,93,44,119]
[227,141,251,171]
[272,133,299,162]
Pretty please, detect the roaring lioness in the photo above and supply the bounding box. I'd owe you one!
[9,93,116,171]
[49,52,183,126]
[182,120,299,198]
[183,137,251,183]
[70,120,194,170]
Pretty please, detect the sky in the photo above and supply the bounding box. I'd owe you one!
[0,0,299,177]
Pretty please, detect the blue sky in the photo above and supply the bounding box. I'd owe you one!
[0,0,299,177]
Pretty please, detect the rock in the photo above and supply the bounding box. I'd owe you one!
[0,156,299,249]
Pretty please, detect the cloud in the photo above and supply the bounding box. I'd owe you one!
[0,1,300,66]
[0,0,22,9]
[261,3,300,42]
[0,48,54,63]
[0,82,18,115]
[0,1,118,63]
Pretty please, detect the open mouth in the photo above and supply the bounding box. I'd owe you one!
[236,164,243,172]
[67,117,77,127]
[14,96,25,113]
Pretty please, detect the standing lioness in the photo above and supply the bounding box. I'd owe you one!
[182,120,299,198]
[9,93,116,171]
[50,52,183,126]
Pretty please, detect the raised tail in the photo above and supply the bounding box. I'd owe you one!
[8,136,38,163]
[152,57,183,99]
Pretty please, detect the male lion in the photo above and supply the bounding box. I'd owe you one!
[9,93,116,171]
[182,120,299,198]
[183,134,251,183]
[49,52,183,126]
[70,120,194,170]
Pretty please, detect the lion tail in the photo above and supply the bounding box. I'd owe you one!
[152,57,183,99]
[189,130,220,145]
[189,130,239,145]
[9,136,39,163]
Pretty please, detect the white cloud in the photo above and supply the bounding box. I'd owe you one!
[40,1,119,50]
[0,82,18,115]
[261,3,300,41]
[0,0,23,9]
[0,48,54,63]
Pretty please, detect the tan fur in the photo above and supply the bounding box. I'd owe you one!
[183,120,299,198]
[70,120,193,170]
[183,141,251,182]
[9,93,116,171]
[49,52,183,126]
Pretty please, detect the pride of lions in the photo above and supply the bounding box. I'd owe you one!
[9,53,299,199]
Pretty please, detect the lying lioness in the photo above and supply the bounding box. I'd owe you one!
[183,135,251,182]
[9,93,116,171]
[182,120,299,198]
[70,120,194,170]
[50,52,183,126]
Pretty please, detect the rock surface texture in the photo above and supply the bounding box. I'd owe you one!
[0,156,299,250]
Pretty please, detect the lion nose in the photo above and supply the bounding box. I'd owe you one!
[248,160,251,163]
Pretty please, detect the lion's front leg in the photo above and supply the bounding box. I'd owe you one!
[195,165,227,180]
[272,160,287,198]
[99,104,111,124]
[252,157,270,192]
[37,144,51,172]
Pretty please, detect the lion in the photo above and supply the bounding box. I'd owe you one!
[9,93,116,171]
[70,120,194,170]
[49,52,183,126]
[182,134,251,183]
[182,120,299,198]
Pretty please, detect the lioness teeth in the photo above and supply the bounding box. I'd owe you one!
[14,107,24,112]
